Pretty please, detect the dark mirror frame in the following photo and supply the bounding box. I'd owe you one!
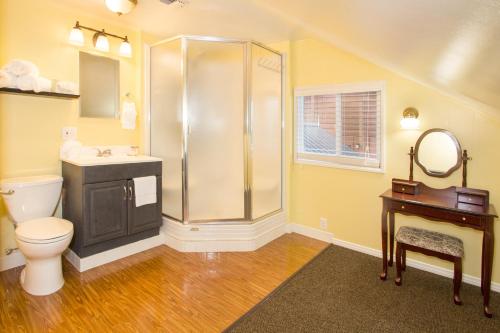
[414,128,462,178]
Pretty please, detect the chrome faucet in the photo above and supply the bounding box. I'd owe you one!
[94,148,112,157]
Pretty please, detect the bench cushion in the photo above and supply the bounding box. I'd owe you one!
[396,226,464,258]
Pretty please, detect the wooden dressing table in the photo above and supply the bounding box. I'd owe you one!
[379,128,498,317]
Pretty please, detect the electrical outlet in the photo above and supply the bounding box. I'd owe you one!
[319,217,328,230]
[62,127,77,141]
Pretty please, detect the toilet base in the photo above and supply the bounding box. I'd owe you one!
[20,256,65,296]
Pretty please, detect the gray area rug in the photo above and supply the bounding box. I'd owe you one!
[225,245,499,332]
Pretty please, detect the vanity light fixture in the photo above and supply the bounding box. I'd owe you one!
[105,0,137,15]
[69,23,84,46]
[119,37,132,57]
[68,21,132,57]
[93,31,110,52]
[400,107,420,130]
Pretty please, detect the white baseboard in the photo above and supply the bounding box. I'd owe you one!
[288,223,500,293]
[64,234,165,272]
[287,223,334,243]
[163,212,287,252]
[0,251,25,272]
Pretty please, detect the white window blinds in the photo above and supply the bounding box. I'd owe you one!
[295,82,384,171]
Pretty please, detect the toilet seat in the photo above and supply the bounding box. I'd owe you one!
[15,217,73,244]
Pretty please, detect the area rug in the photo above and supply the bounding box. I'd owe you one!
[225,245,499,332]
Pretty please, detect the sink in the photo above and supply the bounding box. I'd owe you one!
[62,155,162,166]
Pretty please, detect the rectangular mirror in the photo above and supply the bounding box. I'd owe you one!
[79,52,120,118]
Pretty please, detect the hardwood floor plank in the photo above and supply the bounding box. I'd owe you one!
[0,233,327,332]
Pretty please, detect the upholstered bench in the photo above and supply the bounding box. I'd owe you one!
[394,226,464,305]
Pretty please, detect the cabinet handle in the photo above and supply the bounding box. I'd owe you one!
[129,186,133,200]
[123,186,127,200]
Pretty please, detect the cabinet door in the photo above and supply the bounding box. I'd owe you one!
[84,180,128,246]
[128,177,162,234]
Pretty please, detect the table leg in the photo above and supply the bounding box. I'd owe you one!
[380,201,389,280]
[482,221,494,318]
[389,212,395,267]
[481,235,485,295]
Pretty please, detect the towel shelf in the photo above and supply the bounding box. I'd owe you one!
[0,87,80,99]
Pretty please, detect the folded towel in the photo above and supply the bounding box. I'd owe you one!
[3,59,39,77]
[133,176,157,207]
[0,69,16,88]
[16,74,52,93]
[55,81,78,94]
[59,140,82,159]
[121,100,137,130]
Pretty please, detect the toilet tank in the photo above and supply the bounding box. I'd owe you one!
[0,175,63,223]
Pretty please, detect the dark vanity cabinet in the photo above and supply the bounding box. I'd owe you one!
[62,161,162,257]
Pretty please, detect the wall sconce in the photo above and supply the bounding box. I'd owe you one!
[68,21,132,58]
[400,107,420,130]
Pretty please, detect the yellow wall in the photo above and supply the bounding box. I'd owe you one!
[289,38,500,283]
[0,0,144,255]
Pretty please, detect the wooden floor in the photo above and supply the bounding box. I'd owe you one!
[0,233,327,333]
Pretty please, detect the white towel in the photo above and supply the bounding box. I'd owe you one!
[0,69,16,88]
[55,81,78,94]
[133,176,157,207]
[3,59,39,77]
[16,74,52,92]
[60,140,82,159]
[121,101,137,130]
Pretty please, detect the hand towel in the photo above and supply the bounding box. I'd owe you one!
[0,69,16,88]
[17,74,52,92]
[55,81,78,94]
[133,176,157,207]
[121,101,137,130]
[3,59,39,77]
[60,140,82,159]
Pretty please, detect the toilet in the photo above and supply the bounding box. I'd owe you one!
[0,175,73,296]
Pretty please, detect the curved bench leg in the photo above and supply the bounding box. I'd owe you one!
[453,257,462,305]
[402,248,406,271]
[395,242,402,286]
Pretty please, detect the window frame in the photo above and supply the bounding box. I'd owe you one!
[294,81,386,174]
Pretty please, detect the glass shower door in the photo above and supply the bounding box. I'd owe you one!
[186,40,246,221]
[251,44,282,219]
[150,38,183,221]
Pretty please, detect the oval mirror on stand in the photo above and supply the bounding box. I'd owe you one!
[414,129,462,178]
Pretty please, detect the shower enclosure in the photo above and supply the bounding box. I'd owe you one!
[150,36,283,224]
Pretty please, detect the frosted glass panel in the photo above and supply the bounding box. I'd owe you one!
[251,45,282,219]
[150,39,183,220]
[186,40,245,220]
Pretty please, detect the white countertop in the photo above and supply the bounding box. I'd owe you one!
[62,155,162,167]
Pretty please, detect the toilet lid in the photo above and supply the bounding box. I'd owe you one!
[16,217,73,243]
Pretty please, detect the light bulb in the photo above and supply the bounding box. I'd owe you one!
[119,39,132,57]
[69,26,84,46]
[93,33,109,52]
[400,117,420,130]
[105,0,137,15]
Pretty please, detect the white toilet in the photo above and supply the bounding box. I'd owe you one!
[0,175,73,296]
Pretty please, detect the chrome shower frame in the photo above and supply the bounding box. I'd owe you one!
[148,35,285,225]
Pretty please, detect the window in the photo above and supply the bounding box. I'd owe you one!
[295,81,385,172]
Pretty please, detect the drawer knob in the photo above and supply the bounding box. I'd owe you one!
[468,198,472,201]
[401,205,405,209]
[462,217,466,221]
[402,187,406,191]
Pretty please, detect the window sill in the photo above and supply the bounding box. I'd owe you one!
[294,158,385,174]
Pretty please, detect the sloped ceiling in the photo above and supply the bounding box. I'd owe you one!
[51,0,500,111]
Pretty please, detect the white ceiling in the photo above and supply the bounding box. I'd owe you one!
[53,0,500,111]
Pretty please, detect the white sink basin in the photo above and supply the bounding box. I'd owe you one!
[62,155,162,166]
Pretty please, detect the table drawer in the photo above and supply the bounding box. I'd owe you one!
[458,194,485,206]
[392,202,482,227]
